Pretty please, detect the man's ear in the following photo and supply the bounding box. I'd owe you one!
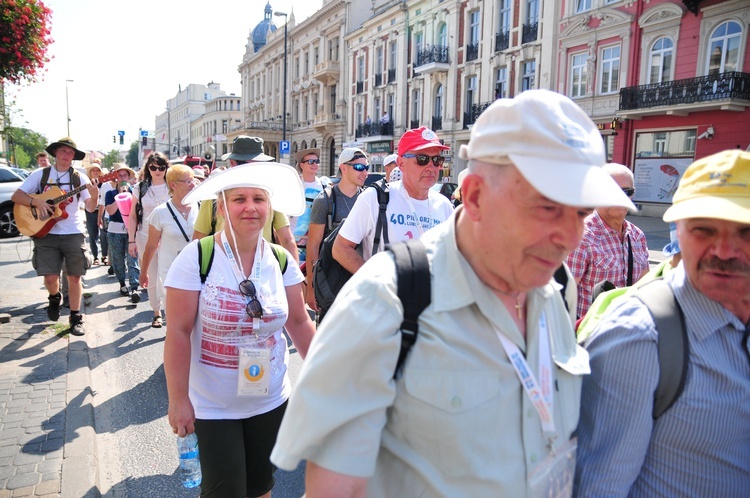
[460,174,483,221]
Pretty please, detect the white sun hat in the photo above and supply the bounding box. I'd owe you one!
[459,89,635,211]
[181,162,306,216]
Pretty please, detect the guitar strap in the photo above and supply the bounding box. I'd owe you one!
[39,167,81,198]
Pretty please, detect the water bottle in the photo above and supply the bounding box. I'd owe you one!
[177,432,202,488]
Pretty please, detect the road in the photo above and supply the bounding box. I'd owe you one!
[85,264,305,497]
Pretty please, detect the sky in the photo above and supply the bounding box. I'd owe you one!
[6,0,321,154]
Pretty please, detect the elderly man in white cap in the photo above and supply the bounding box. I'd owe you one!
[270,90,634,496]
[575,149,750,497]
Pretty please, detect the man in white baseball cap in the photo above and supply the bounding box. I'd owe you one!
[271,90,630,495]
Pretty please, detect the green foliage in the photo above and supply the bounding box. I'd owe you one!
[101,150,121,170]
[14,146,29,168]
[5,126,46,166]
[127,141,139,170]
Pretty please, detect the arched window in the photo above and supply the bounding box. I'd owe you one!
[438,23,448,48]
[707,20,741,75]
[649,37,673,84]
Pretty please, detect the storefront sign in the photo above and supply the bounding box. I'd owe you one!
[633,157,693,204]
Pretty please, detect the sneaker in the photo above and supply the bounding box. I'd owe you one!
[69,314,85,336]
[108,266,115,276]
[62,294,70,308]
[47,293,62,321]
[131,288,141,303]
[119,285,129,296]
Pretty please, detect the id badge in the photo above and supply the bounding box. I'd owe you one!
[528,437,577,498]
[237,346,271,396]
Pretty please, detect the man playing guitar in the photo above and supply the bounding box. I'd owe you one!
[11,137,100,336]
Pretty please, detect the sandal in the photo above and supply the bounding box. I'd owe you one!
[151,316,163,328]
[102,257,108,265]
[93,258,100,265]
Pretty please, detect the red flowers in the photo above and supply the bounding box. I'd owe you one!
[0,0,53,84]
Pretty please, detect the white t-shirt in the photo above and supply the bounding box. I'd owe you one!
[133,182,170,235]
[338,181,454,260]
[99,181,113,207]
[147,200,198,281]
[164,236,304,419]
[18,167,91,235]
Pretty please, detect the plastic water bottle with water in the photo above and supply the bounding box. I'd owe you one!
[177,433,202,488]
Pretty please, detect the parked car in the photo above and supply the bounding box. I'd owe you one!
[11,167,30,179]
[431,181,458,200]
[0,167,24,237]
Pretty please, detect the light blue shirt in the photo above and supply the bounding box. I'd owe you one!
[575,264,750,497]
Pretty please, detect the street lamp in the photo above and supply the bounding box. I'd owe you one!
[274,11,288,143]
[65,80,74,136]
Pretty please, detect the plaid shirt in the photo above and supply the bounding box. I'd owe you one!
[566,212,650,318]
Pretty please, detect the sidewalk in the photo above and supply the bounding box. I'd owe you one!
[0,237,98,498]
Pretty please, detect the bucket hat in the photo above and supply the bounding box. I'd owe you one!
[221,136,274,162]
[46,137,86,161]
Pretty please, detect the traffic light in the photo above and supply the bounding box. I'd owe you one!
[142,136,148,146]
[119,135,124,145]
[112,136,116,143]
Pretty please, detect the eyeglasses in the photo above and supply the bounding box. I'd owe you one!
[303,159,320,165]
[402,153,445,167]
[239,279,263,318]
[149,165,167,172]
[622,187,635,197]
[174,178,195,185]
[347,162,370,172]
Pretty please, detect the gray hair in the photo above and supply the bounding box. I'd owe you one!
[602,163,634,182]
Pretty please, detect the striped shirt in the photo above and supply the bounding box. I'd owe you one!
[574,264,750,497]
[566,212,650,318]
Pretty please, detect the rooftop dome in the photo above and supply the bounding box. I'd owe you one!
[251,2,278,53]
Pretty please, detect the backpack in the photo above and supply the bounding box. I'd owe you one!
[579,276,688,419]
[197,235,288,284]
[313,181,390,314]
[40,167,82,198]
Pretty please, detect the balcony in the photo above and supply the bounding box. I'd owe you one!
[413,45,450,75]
[375,73,383,87]
[522,22,539,44]
[619,72,750,118]
[387,68,397,83]
[314,112,340,131]
[312,60,340,86]
[495,30,510,52]
[466,43,479,62]
[356,81,364,94]
[431,115,442,131]
[410,119,420,130]
[356,121,394,139]
[463,102,493,129]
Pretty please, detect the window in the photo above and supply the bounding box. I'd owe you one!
[328,38,339,61]
[376,47,383,74]
[411,89,421,122]
[356,102,363,125]
[495,67,507,99]
[294,56,300,79]
[526,0,539,24]
[707,21,741,75]
[465,75,477,110]
[435,85,443,118]
[390,41,397,69]
[304,52,309,75]
[329,85,336,113]
[357,56,365,82]
[499,0,511,33]
[649,37,673,84]
[522,60,536,91]
[635,130,696,158]
[387,93,395,117]
[570,53,588,98]
[415,31,424,58]
[375,97,382,118]
[576,0,592,13]
[599,45,620,94]
[314,47,319,66]
[438,23,448,47]
[469,11,481,44]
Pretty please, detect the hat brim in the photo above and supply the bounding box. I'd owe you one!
[508,154,637,211]
[46,142,86,161]
[406,142,451,153]
[182,162,305,216]
[663,197,750,224]
[294,148,321,164]
[220,151,276,162]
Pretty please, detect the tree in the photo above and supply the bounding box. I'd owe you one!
[127,141,139,170]
[0,0,53,85]
[101,150,121,170]
[5,125,46,166]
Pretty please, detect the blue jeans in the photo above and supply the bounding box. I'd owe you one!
[85,210,99,260]
[107,232,139,288]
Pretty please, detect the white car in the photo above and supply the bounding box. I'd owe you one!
[0,167,24,237]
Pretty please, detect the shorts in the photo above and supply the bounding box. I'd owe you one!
[194,400,287,498]
[32,233,91,276]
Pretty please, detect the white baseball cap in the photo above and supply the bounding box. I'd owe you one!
[383,153,398,167]
[338,148,368,167]
[459,89,635,210]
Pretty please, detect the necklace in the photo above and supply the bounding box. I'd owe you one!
[484,281,526,320]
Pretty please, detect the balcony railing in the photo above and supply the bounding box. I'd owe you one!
[374,73,383,87]
[356,121,394,138]
[466,43,479,62]
[619,71,750,110]
[522,22,539,44]
[415,45,450,67]
[356,81,364,94]
[495,30,510,52]
[431,116,442,131]
[387,68,397,83]
[410,119,420,130]
[463,101,493,128]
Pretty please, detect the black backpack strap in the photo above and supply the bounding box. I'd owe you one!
[39,167,51,192]
[325,186,336,233]
[633,278,688,419]
[553,264,570,313]
[389,239,431,379]
[372,179,390,257]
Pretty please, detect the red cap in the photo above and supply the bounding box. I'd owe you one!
[397,126,450,154]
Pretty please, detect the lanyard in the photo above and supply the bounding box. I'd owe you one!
[401,188,431,237]
[221,231,263,285]
[494,312,557,446]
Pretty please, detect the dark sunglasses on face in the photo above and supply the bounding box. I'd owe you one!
[239,279,263,319]
[622,187,635,197]
[402,153,445,167]
[303,159,320,165]
[347,162,370,172]
[149,165,167,172]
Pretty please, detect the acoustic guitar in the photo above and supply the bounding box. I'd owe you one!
[14,170,118,238]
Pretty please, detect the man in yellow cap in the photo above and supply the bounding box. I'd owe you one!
[575,149,750,496]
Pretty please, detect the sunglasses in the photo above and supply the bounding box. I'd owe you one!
[402,153,445,167]
[347,163,370,172]
[239,279,263,319]
[149,165,167,172]
[622,187,635,197]
[303,159,320,165]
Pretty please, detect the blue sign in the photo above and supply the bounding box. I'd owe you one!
[140,130,148,137]
[280,140,290,155]
[117,130,125,136]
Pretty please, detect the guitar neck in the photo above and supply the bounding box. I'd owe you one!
[48,171,118,205]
